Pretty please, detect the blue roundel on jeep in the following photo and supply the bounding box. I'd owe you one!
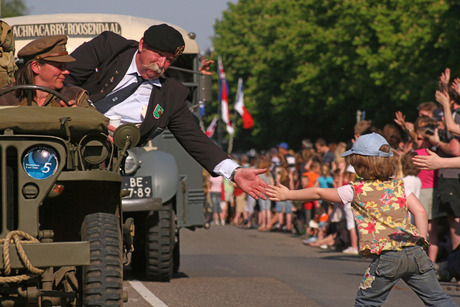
[23,146,59,179]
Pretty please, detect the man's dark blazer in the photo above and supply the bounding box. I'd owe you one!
[65,31,227,174]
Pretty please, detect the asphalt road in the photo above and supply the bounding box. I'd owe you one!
[124,225,460,306]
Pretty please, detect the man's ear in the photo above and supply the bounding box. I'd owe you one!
[30,61,40,74]
[138,38,145,53]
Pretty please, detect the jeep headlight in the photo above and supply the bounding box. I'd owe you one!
[124,151,139,175]
[23,146,59,179]
[80,133,110,165]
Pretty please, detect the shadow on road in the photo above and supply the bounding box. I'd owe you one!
[123,265,190,282]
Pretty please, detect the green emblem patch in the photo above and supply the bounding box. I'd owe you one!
[153,104,164,119]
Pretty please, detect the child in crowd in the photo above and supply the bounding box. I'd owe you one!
[309,203,346,249]
[207,174,224,225]
[232,185,246,226]
[317,164,334,189]
[266,133,455,306]
[304,206,329,245]
[273,164,295,232]
[333,167,359,255]
[257,159,274,231]
[299,174,314,240]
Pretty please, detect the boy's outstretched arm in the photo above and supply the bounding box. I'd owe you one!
[265,184,342,203]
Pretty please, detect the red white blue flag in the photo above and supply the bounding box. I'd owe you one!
[234,78,254,129]
[218,56,234,135]
[205,115,218,138]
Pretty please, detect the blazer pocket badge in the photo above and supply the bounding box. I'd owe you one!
[153,104,164,119]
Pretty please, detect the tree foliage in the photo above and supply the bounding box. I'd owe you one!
[1,0,28,17]
[211,0,460,151]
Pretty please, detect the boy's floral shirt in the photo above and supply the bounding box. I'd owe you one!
[350,179,428,257]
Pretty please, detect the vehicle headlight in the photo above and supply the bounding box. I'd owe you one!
[80,134,109,165]
[23,146,59,179]
[124,151,139,175]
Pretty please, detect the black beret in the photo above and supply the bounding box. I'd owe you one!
[18,35,75,63]
[143,24,185,57]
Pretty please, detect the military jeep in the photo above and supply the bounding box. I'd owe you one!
[0,86,139,306]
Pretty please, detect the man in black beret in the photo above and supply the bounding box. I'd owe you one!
[65,24,268,199]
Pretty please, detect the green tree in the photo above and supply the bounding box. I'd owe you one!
[1,0,28,17]
[212,0,458,151]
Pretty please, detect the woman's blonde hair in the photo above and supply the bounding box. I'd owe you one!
[348,144,397,180]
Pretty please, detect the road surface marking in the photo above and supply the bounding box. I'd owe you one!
[129,280,168,307]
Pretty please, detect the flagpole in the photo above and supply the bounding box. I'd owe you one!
[217,55,235,150]
[217,57,223,148]
[217,96,222,148]
[228,79,243,155]
[228,124,234,154]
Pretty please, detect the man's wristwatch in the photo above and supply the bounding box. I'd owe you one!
[230,166,242,182]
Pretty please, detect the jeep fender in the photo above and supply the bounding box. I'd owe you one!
[124,147,179,208]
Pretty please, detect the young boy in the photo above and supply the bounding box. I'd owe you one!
[266,133,455,306]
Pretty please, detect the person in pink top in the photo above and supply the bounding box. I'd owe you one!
[208,175,225,225]
[413,116,439,263]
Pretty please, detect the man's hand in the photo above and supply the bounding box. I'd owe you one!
[394,111,406,128]
[394,111,416,141]
[233,168,269,199]
[199,58,214,76]
[440,67,451,90]
[394,111,414,133]
[412,149,443,170]
[452,78,460,96]
[265,183,289,202]
[435,90,450,110]
[107,124,117,142]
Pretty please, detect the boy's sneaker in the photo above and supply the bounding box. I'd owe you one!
[319,244,329,249]
[302,237,317,245]
[342,246,359,255]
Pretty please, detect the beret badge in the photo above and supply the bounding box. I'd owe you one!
[175,45,185,57]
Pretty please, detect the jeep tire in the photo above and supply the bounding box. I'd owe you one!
[81,212,123,306]
[144,208,175,281]
[173,231,180,274]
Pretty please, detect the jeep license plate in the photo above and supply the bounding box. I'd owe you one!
[122,176,152,199]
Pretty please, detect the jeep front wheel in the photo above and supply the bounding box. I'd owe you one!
[81,212,123,306]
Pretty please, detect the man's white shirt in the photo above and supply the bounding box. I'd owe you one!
[104,52,161,124]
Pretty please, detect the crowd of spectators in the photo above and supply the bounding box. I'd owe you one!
[205,137,361,255]
[203,67,460,283]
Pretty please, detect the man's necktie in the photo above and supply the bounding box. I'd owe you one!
[95,74,144,114]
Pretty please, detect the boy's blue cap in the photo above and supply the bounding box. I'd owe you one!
[341,133,393,157]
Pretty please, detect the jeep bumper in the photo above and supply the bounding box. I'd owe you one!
[0,242,90,269]
[122,197,163,212]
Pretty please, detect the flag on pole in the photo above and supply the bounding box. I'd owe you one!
[218,56,234,135]
[205,115,218,138]
[234,78,254,129]
[199,100,205,117]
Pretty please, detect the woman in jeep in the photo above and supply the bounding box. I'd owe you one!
[0,35,93,108]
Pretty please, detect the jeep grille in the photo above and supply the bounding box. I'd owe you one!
[0,138,66,237]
